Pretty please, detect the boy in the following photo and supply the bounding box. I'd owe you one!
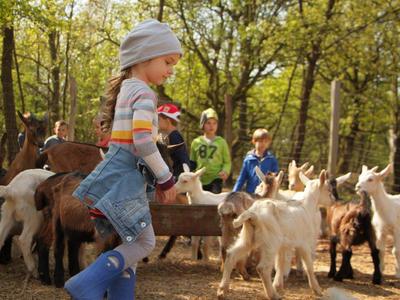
[190,108,231,193]
[233,128,278,193]
[157,103,191,179]
[42,120,68,151]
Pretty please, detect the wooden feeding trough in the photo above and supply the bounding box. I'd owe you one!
[149,203,222,236]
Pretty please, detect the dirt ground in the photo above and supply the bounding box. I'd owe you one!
[0,236,400,300]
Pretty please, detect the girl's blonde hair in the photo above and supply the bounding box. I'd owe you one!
[101,69,132,133]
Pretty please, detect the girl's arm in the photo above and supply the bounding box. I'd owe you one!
[132,94,173,190]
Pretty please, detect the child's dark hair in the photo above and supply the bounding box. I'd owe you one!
[101,69,132,133]
[159,113,178,127]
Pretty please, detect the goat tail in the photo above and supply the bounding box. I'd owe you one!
[35,151,48,169]
[324,287,358,300]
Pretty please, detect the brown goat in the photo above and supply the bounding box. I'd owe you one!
[35,172,101,287]
[218,172,282,280]
[327,190,381,284]
[0,112,47,264]
[36,142,105,174]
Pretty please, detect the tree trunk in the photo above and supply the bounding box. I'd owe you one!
[48,30,60,125]
[292,51,319,162]
[68,76,77,141]
[392,74,400,193]
[1,26,19,164]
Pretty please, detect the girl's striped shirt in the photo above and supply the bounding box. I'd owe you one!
[110,78,172,187]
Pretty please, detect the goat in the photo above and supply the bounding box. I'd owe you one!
[35,172,107,287]
[174,164,229,260]
[217,170,334,299]
[0,169,54,278]
[287,160,314,191]
[327,190,381,284]
[355,164,400,278]
[218,172,283,280]
[0,112,47,264]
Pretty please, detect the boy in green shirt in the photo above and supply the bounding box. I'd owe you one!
[190,108,231,193]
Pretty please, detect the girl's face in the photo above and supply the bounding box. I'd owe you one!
[203,118,218,135]
[145,54,180,86]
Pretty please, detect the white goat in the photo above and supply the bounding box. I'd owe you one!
[0,169,54,276]
[218,170,333,300]
[355,164,400,277]
[287,160,314,191]
[175,164,229,260]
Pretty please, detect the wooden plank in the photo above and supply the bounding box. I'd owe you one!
[149,203,221,236]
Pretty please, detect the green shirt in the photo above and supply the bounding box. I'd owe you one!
[190,135,231,185]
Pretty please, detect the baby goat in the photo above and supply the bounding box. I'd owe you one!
[356,164,400,278]
[327,190,381,284]
[218,171,332,299]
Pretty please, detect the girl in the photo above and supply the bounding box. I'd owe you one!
[65,19,181,299]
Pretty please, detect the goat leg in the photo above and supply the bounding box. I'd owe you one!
[37,237,51,285]
[159,235,177,259]
[54,220,65,288]
[0,236,12,264]
[327,237,337,278]
[68,239,82,277]
[335,249,353,281]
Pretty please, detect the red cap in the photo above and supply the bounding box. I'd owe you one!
[157,103,181,122]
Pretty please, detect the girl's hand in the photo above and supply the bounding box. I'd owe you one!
[157,185,177,204]
[219,171,229,181]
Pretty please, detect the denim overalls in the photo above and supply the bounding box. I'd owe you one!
[73,144,155,244]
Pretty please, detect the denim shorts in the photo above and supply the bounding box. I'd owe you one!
[73,144,155,244]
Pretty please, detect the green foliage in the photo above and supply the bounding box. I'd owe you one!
[1,0,400,180]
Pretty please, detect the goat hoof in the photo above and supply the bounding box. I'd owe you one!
[327,270,335,278]
[158,254,166,260]
[217,288,226,299]
[373,275,382,285]
[142,257,149,263]
[0,257,11,265]
[40,275,51,285]
[333,275,343,282]
[54,276,65,288]
[241,273,251,281]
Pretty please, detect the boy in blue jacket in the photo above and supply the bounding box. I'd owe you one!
[233,128,279,193]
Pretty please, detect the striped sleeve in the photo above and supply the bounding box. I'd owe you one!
[132,93,172,184]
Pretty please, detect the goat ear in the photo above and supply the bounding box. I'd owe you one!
[319,170,326,187]
[255,166,266,183]
[17,111,28,127]
[304,165,314,177]
[182,163,190,172]
[362,165,368,173]
[336,172,352,186]
[299,171,310,185]
[378,164,393,179]
[371,166,379,173]
[276,170,284,186]
[300,162,309,170]
[288,160,296,169]
[195,167,206,177]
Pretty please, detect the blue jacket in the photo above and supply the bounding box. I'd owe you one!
[233,149,279,193]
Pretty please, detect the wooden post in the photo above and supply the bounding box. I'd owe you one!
[224,94,233,154]
[328,80,340,176]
